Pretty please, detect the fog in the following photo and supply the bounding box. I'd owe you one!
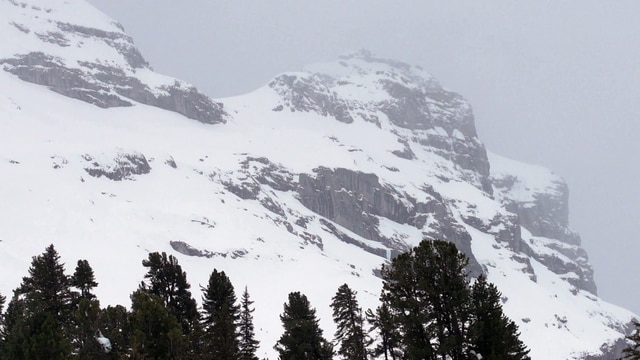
[87,0,640,315]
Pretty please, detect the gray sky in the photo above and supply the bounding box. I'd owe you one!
[87,0,640,315]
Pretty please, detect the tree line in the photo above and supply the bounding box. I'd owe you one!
[0,239,537,359]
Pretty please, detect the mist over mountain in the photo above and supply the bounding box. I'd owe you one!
[0,1,636,359]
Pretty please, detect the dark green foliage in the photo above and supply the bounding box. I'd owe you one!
[129,290,184,360]
[201,269,240,359]
[468,275,530,359]
[275,291,333,360]
[2,245,74,359]
[140,252,199,336]
[239,286,260,360]
[331,284,367,360]
[621,320,640,360]
[98,305,131,359]
[365,304,401,360]
[72,297,105,359]
[0,292,5,351]
[19,244,74,324]
[381,239,471,360]
[71,259,98,300]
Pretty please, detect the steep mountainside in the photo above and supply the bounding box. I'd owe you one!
[0,1,635,359]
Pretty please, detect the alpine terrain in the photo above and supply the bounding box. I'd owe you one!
[0,0,636,358]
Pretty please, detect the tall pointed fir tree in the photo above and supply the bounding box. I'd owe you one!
[2,244,73,359]
[331,284,368,360]
[468,275,530,360]
[275,291,333,360]
[365,304,401,360]
[201,269,240,359]
[380,239,471,360]
[621,320,640,360]
[238,286,260,360]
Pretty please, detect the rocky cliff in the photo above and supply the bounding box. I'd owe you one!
[0,2,634,359]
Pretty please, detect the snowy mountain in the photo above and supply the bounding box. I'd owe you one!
[0,0,636,359]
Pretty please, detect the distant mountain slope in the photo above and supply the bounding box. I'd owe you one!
[0,1,635,359]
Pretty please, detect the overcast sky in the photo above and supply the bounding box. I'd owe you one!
[87,0,640,315]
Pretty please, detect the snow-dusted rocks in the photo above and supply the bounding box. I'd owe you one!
[0,1,636,359]
[0,0,225,123]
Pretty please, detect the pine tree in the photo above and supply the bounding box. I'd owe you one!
[2,245,73,359]
[274,291,333,360]
[365,304,401,360]
[331,284,367,360]
[621,320,640,360]
[140,252,199,335]
[380,239,471,360]
[129,289,184,359]
[201,269,240,359]
[238,286,260,360]
[468,275,530,359]
[71,259,98,299]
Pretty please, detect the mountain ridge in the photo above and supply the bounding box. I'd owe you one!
[0,1,635,359]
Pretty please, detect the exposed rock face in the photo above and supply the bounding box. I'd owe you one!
[82,152,151,181]
[0,1,226,123]
[271,50,492,193]
[490,153,597,294]
[296,167,482,274]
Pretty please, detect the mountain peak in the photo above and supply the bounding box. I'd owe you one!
[0,0,225,123]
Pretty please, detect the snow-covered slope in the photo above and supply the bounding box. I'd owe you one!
[0,1,636,359]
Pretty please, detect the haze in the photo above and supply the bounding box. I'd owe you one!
[86,0,640,315]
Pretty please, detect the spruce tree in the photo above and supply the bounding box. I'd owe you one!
[129,289,184,359]
[201,269,240,359]
[468,275,530,359]
[239,286,260,360]
[331,284,367,360]
[621,320,640,360]
[274,291,333,360]
[2,245,73,359]
[380,239,471,360]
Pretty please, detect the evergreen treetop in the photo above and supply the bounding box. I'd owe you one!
[275,291,333,360]
[331,284,367,360]
[201,268,240,360]
[71,259,98,300]
[239,286,260,360]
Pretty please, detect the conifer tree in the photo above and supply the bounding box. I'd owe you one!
[140,252,199,335]
[69,259,105,359]
[365,304,401,360]
[71,259,98,300]
[468,275,530,359]
[380,239,471,360]
[621,320,640,360]
[129,289,184,359]
[201,269,240,359]
[274,291,333,360]
[2,245,73,359]
[331,284,367,360]
[239,286,260,360]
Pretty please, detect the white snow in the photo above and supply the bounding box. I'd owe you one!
[0,2,636,359]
